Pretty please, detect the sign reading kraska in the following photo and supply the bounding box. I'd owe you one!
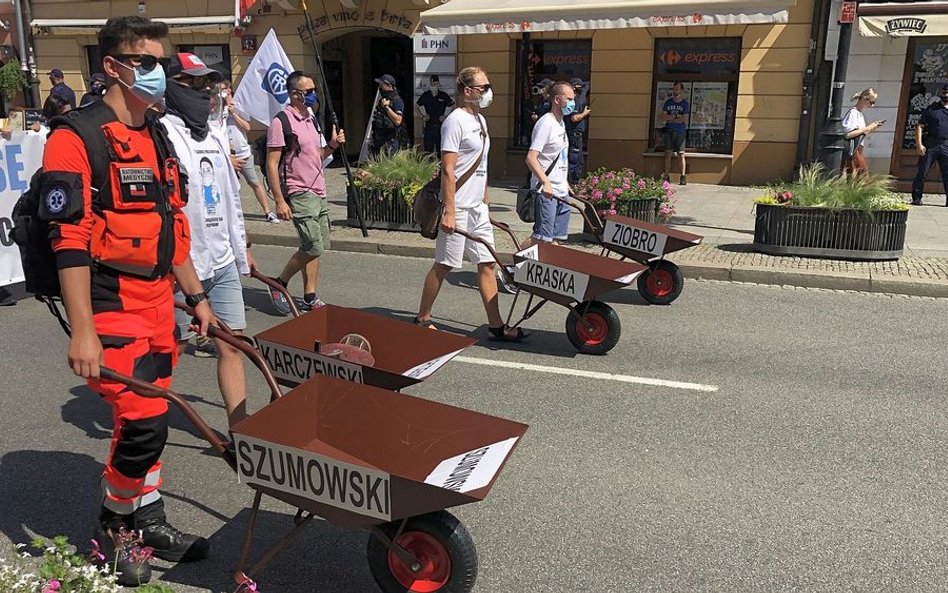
[256,340,364,385]
[513,259,589,301]
[603,220,668,256]
[234,434,391,520]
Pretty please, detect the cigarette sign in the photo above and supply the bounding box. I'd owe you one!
[256,340,364,385]
[234,434,392,521]
[840,1,856,24]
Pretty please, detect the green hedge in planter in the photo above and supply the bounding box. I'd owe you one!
[348,148,438,230]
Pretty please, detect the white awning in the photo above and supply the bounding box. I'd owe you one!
[419,0,795,35]
[32,15,239,36]
[858,2,948,37]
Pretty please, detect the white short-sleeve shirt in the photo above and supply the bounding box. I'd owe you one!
[530,112,569,197]
[440,108,489,210]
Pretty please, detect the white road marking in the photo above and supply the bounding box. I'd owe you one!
[454,355,719,392]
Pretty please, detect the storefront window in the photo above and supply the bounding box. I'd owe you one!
[177,44,232,81]
[901,40,948,149]
[514,39,592,147]
[650,38,740,155]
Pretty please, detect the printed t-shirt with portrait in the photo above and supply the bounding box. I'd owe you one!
[530,112,569,197]
[663,97,689,133]
[440,108,489,210]
[842,108,867,147]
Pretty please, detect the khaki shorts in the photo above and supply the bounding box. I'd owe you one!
[288,191,330,257]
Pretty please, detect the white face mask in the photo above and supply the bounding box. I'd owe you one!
[478,87,493,109]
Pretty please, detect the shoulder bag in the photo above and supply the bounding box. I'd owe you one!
[516,154,560,224]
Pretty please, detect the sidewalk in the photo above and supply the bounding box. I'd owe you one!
[242,168,948,298]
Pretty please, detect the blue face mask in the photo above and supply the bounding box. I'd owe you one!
[562,99,577,116]
[116,61,166,106]
[303,91,318,108]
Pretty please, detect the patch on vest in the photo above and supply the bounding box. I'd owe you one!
[45,187,67,215]
[119,168,154,184]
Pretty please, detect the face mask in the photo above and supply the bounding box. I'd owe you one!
[116,60,166,106]
[163,80,210,140]
[477,87,493,109]
[941,93,948,105]
[303,91,318,108]
[562,99,576,116]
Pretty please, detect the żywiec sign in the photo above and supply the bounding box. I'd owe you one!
[886,17,927,35]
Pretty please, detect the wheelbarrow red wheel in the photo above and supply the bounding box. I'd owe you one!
[565,301,621,355]
[368,510,477,593]
[637,260,684,305]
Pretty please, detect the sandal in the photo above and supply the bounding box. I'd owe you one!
[487,325,529,342]
[413,316,437,330]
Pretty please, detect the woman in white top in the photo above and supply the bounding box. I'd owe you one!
[841,88,884,176]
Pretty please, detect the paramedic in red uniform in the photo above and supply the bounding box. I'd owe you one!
[43,16,214,587]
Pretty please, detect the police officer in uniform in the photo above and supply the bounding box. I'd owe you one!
[416,74,454,154]
[565,77,591,184]
[42,16,215,586]
[370,73,405,158]
[912,83,948,206]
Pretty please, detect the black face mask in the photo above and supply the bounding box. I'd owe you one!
[381,88,396,98]
[164,80,210,141]
[941,93,948,105]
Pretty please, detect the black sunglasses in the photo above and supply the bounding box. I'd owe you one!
[467,83,492,93]
[108,54,170,72]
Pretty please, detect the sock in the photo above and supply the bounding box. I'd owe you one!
[303,292,316,303]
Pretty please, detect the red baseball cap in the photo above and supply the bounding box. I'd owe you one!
[170,52,221,78]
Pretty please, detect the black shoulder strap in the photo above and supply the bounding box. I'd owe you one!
[276,111,298,156]
[49,101,117,197]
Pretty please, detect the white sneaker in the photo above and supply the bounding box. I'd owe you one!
[266,211,279,223]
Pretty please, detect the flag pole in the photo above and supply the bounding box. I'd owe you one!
[299,0,367,237]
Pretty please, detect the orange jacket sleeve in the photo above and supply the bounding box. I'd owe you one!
[45,128,94,269]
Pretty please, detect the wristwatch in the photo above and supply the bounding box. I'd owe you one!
[185,292,208,308]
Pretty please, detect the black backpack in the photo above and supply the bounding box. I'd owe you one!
[254,110,298,195]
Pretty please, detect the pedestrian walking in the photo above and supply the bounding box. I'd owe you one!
[265,70,344,314]
[42,16,214,586]
[912,83,948,206]
[416,74,454,153]
[525,81,573,246]
[842,88,884,177]
[160,54,256,428]
[414,66,527,343]
[661,81,689,185]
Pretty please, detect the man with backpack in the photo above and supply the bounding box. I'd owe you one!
[33,16,214,586]
[264,70,344,314]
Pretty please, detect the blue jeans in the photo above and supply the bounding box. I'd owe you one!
[912,143,948,202]
[532,194,571,242]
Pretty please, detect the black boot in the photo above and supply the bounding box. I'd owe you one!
[135,498,210,563]
[95,510,152,587]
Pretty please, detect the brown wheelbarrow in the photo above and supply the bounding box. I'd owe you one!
[455,220,646,355]
[99,366,529,593]
[550,194,703,305]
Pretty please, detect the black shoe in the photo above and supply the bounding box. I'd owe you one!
[911,199,922,205]
[93,523,152,587]
[138,518,210,563]
[679,175,687,186]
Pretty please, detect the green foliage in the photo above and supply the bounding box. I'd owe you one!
[573,167,677,220]
[352,148,439,206]
[754,163,909,212]
[0,60,27,102]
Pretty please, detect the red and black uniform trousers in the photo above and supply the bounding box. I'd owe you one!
[46,103,189,522]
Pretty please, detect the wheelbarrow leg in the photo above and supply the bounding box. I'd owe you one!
[234,491,317,585]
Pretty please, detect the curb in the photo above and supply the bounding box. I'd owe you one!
[248,231,948,299]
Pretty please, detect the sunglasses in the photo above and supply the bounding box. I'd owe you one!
[295,87,317,94]
[467,83,492,93]
[108,54,169,72]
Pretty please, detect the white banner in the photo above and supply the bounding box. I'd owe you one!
[1,132,46,287]
[233,29,295,126]
[859,14,948,37]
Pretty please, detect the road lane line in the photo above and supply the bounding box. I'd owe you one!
[454,356,719,392]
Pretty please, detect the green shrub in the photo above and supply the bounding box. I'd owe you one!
[352,148,439,206]
[754,163,909,211]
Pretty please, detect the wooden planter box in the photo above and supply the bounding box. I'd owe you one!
[347,187,416,232]
[584,197,658,233]
[753,203,908,261]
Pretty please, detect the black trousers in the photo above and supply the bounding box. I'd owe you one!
[912,143,948,202]
[423,126,441,154]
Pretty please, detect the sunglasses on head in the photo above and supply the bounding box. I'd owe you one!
[108,54,169,72]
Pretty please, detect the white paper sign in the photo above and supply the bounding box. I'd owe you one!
[1,132,45,287]
[424,437,518,493]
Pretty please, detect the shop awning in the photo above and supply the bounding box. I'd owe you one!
[32,15,239,36]
[419,0,796,35]
[858,2,948,37]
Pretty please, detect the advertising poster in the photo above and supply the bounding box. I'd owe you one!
[902,42,948,149]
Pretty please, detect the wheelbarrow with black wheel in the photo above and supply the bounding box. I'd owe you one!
[98,367,529,593]
[551,195,703,305]
[456,220,647,355]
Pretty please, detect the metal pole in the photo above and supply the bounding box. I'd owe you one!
[18,0,39,108]
[818,11,853,176]
[299,0,368,237]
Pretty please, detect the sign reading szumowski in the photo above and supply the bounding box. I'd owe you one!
[234,434,392,521]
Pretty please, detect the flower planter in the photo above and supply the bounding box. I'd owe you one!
[347,187,417,232]
[584,197,658,233]
[753,203,907,261]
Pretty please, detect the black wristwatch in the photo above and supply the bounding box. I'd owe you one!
[185,292,208,308]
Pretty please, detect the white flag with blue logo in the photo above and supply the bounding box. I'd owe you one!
[234,29,294,126]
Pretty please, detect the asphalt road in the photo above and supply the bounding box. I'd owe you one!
[3,246,948,592]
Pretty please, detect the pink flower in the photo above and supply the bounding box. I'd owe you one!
[89,539,105,563]
[777,191,793,204]
[621,183,631,190]
[637,178,647,190]
[605,172,615,179]
[592,189,603,200]
[129,545,155,565]
[590,176,600,185]
[661,180,672,191]
[612,188,622,196]
[43,581,61,593]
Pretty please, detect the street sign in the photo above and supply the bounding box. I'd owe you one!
[840,1,856,24]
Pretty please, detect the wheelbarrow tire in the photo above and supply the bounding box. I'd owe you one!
[638,260,684,305]
[566,300,621,355]
[368,510,478,593]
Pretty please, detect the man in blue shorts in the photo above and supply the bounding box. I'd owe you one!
[661,81,689,186]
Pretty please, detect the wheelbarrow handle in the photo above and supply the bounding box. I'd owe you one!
[488,216,522,252]
[452,226,516,284]
[559,193,604,236]
[98,367,236,471]
[250,269,301,318]
[174,303,283,403]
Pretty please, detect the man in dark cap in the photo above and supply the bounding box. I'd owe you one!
[79,73,106,107]
[565,77,591,183]
[416,74,454,153]
[370,73,405,157]
[47,67,76,109]
[913,83,948,206]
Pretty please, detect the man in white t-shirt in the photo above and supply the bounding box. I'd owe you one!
[526,81,574,245]
[414,66,527,342]
[161,55,255,427]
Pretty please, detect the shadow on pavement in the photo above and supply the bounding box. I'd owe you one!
[667,215,755,236]
[160,508,374,592]
[717,243,755,253]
